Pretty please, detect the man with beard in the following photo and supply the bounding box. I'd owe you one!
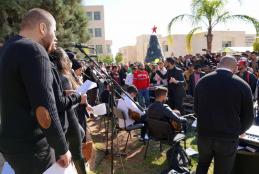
[133,63,150,108]
[156,57,186,114]
[0,8,71,173]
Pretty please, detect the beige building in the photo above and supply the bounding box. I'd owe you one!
[119,46,137,63]
[83,5,112,56]
[119,31,256,63]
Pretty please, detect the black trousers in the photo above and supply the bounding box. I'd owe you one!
[66,109,84,160]
[168,95,184,114]
[3,146,55,174]
[135,113,147,138]
[196,136,238,174]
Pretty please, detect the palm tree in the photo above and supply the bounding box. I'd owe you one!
[168,0,259,53]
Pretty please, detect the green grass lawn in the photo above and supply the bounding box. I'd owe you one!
[88,120,214,174]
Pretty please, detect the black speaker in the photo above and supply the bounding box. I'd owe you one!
[232,151,259,174]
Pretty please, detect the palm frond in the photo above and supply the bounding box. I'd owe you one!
[186,26,202,53]
[168,14,196,34]
[212,11,230,27]
[224,15,259,35]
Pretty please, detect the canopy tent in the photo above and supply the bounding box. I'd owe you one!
[220,47,253,53]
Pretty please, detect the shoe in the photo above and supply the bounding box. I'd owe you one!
[138,135,149,142]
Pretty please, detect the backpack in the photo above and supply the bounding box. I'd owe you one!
[161,143,191,174]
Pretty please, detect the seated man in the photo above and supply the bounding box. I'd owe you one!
[117,85,147,140]
[147,86,187,127]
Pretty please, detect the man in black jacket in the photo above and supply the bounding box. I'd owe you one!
[0,8,71,173]
[156,57,186,114]
[195,56,254,174]
[147,86,186,125]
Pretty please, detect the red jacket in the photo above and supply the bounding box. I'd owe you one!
[133,70,150,90]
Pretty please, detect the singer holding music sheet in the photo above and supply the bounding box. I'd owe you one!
[194,56,254,174]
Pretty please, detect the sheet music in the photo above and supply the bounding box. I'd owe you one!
[76,80,97,94]
[192,120,197,128]
[43,162,77,174]
[185,148,198,156]
[91,103,107,116]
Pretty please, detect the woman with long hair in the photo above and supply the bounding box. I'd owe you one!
[50,47,89,174]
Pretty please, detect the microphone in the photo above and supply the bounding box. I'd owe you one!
[68,42,95,49]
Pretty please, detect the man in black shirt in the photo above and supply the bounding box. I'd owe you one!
[195,56,254,174]
[147,87,186,125]
[0,8,71,173]
[156,57,186,114]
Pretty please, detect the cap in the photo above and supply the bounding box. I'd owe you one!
[237,60,247,67]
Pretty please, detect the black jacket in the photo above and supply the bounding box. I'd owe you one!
[147,101,186,123]
[59,74,84,160]
[0,35,68,156]
[156,66,186,98]
[189,72,206,96]
[49,55,81,133]
[194,69,254,139]
[238,71,257,95]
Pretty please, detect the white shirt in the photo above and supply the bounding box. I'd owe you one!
[155,68,167,85]
[125,73,133,86]
[117,93,145,128]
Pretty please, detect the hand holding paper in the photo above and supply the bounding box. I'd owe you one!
[76,80,97,94]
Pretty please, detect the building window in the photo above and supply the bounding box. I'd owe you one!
[88,28,93,37]
[163,45,169,52]
[95,28,102,37]
[86,12,92,21]
[96,45,103,54]
[94,11,101,20]
[89,45,95,54]
[222,41,232,47]
[106,45,111,54]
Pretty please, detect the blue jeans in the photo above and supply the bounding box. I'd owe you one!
[138,89,150,108]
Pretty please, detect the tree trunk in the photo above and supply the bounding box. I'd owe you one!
[206,27,213,52]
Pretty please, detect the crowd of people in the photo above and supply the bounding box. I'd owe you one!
[0,7,259,174]
[93,50,259,113]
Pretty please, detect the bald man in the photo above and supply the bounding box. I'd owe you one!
[194,56,254,174]
[0,8,71,174]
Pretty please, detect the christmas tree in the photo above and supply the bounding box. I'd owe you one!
[145,26,164,63]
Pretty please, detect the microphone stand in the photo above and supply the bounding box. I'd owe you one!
[76,47,145,174]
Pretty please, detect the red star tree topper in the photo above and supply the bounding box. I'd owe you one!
[152,25,157,33]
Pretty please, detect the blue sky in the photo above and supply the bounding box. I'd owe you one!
[82,0,259,55]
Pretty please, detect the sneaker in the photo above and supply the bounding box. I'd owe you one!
[138,135,149,142]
